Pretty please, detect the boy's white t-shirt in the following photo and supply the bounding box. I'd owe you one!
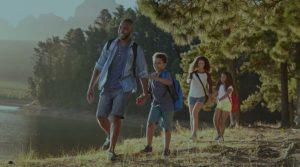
[218,84,233,99]
[188,72,208,98]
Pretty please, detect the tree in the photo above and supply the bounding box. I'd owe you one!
[137,0,300,126]
[28,6,179,113]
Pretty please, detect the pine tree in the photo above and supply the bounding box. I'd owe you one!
[137,0,300,126]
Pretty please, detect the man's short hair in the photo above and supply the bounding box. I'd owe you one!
[121,18,134,25]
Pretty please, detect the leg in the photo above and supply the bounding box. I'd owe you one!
[229,111,234,126]
[108,116,122,153]
[142,106,160,151]
[161,109,173,156]
[189,104,194,132]
[146,122,156,146]
[191,102,204,137]
[97,116,110,137]
[220,111,230,137]
[164,129,171,149]
[107,90,130,154]
[213,109,222,136]
[96,90,113,149]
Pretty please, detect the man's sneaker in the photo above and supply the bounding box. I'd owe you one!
[140,145,152,153]
[162,148,171,156]
[102,137,110,150]
[107,151,117,161]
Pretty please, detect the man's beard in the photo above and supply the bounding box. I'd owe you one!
[119,33,131,40]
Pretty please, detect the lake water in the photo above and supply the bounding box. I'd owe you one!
[0,105,144,160]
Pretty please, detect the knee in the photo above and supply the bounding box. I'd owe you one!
[112,117,121,125]
[97,116,107,123]
[192,110,199,117]
[164,129,171,133]
[147,122,155,128]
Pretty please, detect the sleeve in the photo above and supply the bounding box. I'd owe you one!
[160,71,173,82]
[135,45,148,78]
[95,42,109,72]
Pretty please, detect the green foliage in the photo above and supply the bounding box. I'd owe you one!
[29,6,178,110]
[138,0,300,116]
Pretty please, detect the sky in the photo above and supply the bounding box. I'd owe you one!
[0,0,136,26]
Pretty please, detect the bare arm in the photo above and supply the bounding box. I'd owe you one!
[151,77,172,86]
[150,72,172,86]
[87,68,101,103]
[136,77,149,105]
[139,77,149,95]
[219,87,233,101]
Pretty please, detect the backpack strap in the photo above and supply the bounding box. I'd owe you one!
[106,39,115,50]
[132,42,138,78]
[194,72,208,97]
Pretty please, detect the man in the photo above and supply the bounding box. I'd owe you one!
[86,19,148,161]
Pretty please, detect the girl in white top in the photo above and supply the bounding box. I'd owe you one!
[187,56,212,140]
[214,71,235,142]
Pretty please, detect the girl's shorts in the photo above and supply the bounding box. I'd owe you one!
[216,98,232,112]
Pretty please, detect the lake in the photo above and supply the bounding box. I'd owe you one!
[0,105,144,160]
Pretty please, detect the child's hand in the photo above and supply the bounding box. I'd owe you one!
[136,94,148,105]
[148,72,158,80]
[207,94,215,106]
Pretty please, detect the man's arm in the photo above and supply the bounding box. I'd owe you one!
[139,77,149,95]
[86,42,109,103]
[87,68,100,103]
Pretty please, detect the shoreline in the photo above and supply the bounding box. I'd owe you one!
[17,102,150,126]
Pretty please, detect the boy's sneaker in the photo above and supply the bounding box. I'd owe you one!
[140,145,152,153]
[102,137,110,150]
[107,151,117,161]
[218,136,224,142]
[162,148,171,156]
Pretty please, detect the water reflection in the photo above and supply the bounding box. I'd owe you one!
[0,105,142,160]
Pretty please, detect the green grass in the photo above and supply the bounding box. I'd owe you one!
[0,80,28,99]
[3,123,300,167]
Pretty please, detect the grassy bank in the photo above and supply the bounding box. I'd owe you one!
[2,125,300,167]
[0,80,29,104]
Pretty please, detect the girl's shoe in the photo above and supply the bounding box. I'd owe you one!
[189,134,197,141]
[218,136,224,142]
[140,145,152,153]
[162,148,171,156]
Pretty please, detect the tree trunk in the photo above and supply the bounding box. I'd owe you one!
[295,53,300,126]
[281,61,290,128]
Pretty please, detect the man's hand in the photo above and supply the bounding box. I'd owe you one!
[87,88,94,104]
[136,93,148,105]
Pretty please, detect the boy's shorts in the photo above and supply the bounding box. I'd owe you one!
[147,106,174,130]
[96,88,131,119]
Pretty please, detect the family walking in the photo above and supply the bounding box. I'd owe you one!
[86,19,238,161]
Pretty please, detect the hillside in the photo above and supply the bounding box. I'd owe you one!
[5,126,300,167]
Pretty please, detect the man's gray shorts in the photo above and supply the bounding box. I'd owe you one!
[96,88,131,119]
